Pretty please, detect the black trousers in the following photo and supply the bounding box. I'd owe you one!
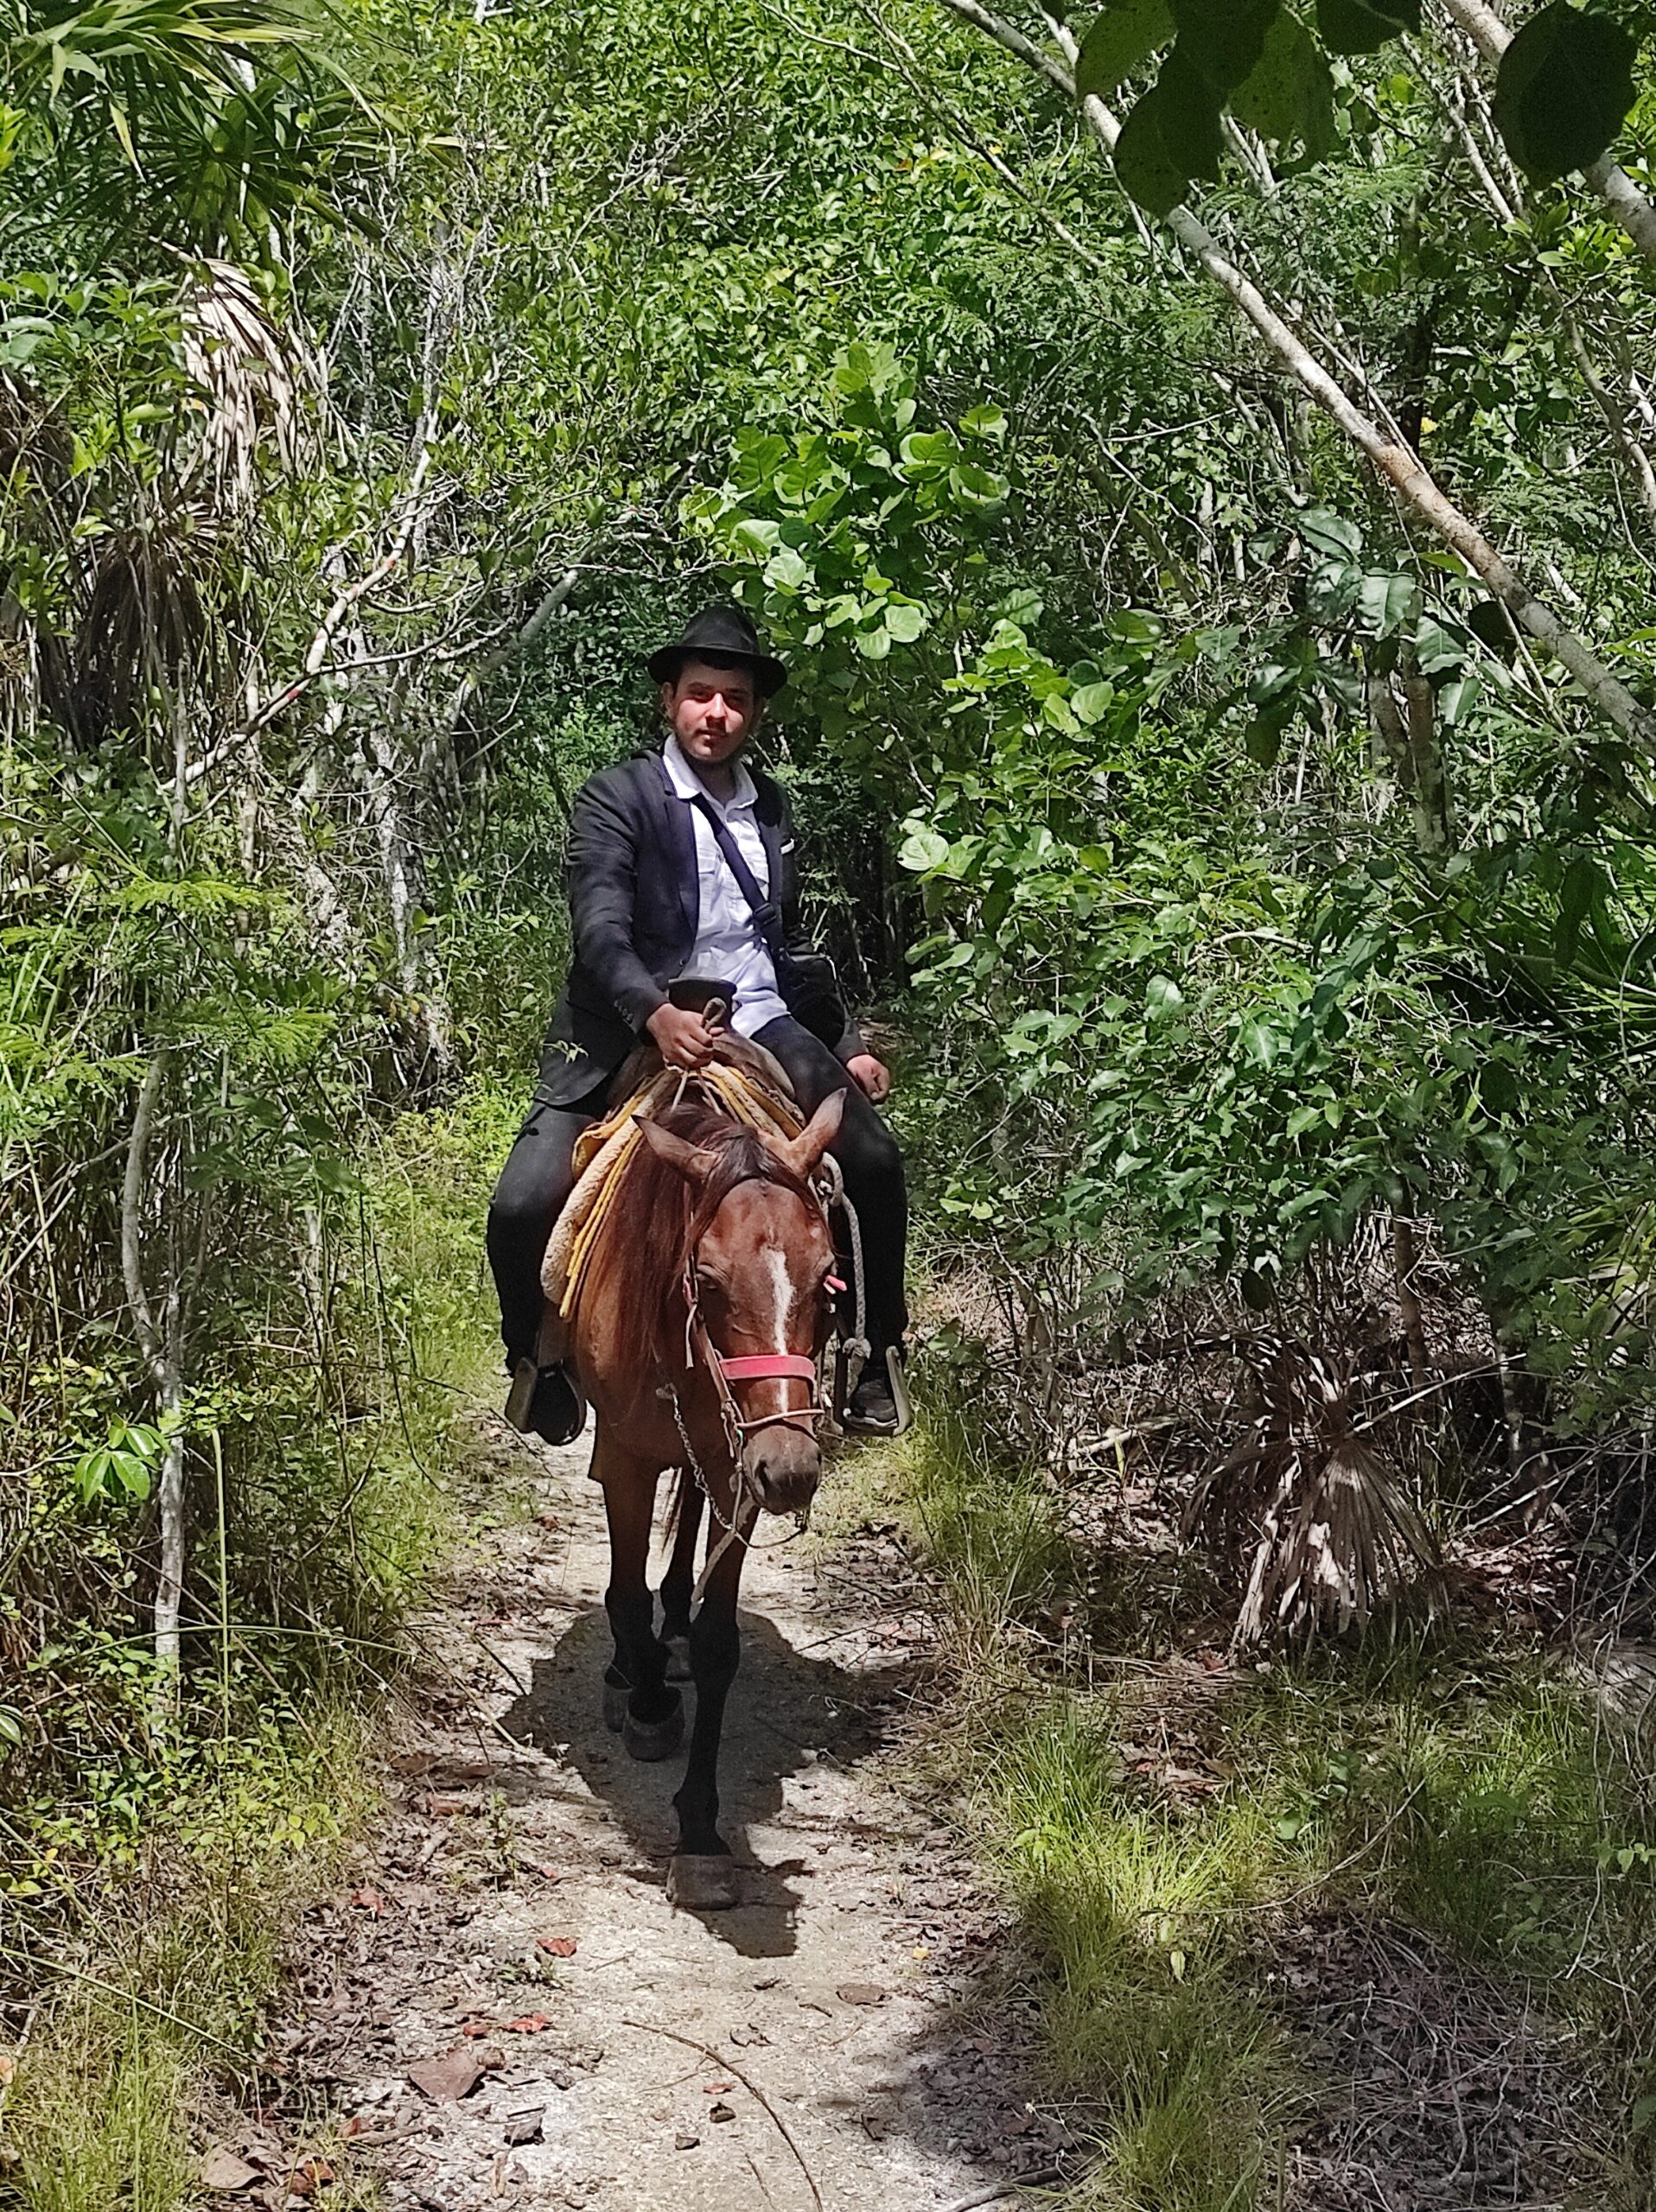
[485,1017,908,1370]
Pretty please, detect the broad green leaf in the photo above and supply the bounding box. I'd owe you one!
[1072,680,1114,723]
[884,601,927,643]
[959,404,1008,440]
[948,461,1009,506]
[1231,9,1334,156]
[1411,617,1464,675]
[1145,971,1185,1016]
[1493,1,1636,181]
[1113,50,1223,214]
[900,429,957,470]
[1075,0,1174,97]
[1436,672,1480,724]
[1167,0,1277,95]
[898,824,951,872]
[765,544,809,589]
[1555,852,1603,964]
[1358,570,1419,635]
[730,517,780,556]
[1238,1015,1280,1066]
[1315,0,1418,54]
[1245,715,1285,766]
[1298,507,1361,561]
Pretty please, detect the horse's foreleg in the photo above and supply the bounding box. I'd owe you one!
[658,1472,704,1680]
[667,1498,749,1911]
[596,1432,682,1758]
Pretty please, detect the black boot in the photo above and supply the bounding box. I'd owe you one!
[844,1347,901,1435]
[505,1357,587,1446]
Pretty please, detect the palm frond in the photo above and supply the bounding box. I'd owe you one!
[179,257,316,501]
[1190,1336,1443,1648]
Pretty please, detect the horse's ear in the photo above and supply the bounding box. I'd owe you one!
[638,1117,720,1183]
[770,1089,845,1180]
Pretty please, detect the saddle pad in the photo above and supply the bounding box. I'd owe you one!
[535,1047,805,1364]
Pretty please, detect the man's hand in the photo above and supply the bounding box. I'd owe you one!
[845,1052,891,1103]
[647,1002,717,1070]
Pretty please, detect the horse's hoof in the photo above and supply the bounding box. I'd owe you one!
[602,1680,628,1732]
[622,1694,684,1761]
[664,1634,692,1684]
[667,1853,740,1910]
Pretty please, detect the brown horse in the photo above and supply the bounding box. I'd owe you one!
[568,1078,845,1909]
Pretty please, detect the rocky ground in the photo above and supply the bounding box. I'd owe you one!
[215,1422,1072,2212]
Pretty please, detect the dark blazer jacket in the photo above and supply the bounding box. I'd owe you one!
[536,750,863,1105]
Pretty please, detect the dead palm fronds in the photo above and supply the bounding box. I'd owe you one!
[1187,1337,1443,1648]
[179,257,316,503]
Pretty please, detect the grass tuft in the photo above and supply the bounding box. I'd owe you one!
[891,1380,1656,2209]
[980,1703,1290,2212]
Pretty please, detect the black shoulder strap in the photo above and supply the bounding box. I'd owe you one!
[687,793,784,961]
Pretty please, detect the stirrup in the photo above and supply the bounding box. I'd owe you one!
[506,1357,587,1446]
[886,1342,913,1435]
[836,1342,912,1438]
[505,1356,538,1432]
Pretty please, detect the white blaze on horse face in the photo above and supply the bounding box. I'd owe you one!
[762,1241,795,1344]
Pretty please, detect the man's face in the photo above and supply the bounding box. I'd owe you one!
[662,658,764,767]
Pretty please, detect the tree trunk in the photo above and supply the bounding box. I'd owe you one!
[121,1050,188,1719]
[1393,1213,1430,1395]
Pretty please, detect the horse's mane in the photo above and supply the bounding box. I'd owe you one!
[593,1099,815,1382]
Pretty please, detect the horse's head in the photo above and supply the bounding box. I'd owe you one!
[640,1091,845,1516]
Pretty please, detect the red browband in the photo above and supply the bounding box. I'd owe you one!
[717,1354,818,1382]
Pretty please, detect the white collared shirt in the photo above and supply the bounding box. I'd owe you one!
[661,735,788,1039]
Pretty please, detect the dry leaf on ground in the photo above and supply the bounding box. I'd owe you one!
[200,2149,261,2191]
[538,1934,577,1958]
[406,2047,500,2101]
[837,1983,886,2005]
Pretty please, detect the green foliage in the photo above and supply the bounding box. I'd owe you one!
[1075,0,1172,98]
[70,1418,168,1507]
[698,336,1656,1421]
[1093,0,1639,214]
[1494,1,1639,182]
[3,1703,375,2209]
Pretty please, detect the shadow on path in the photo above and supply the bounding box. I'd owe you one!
[497,1598,919,1958]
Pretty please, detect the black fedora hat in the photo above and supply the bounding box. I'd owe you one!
[646,603,788,696]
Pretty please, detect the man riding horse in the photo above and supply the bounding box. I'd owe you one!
[487,603,909,1445]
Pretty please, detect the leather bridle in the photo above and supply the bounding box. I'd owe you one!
[657,1162,857,1615]
[678,1172,838,1458]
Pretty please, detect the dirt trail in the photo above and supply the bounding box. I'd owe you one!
[265,1423,1064,2212]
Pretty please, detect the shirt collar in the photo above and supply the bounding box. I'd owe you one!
[662,734,756,812]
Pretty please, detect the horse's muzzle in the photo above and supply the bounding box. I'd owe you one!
[742,1423,822,1517]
